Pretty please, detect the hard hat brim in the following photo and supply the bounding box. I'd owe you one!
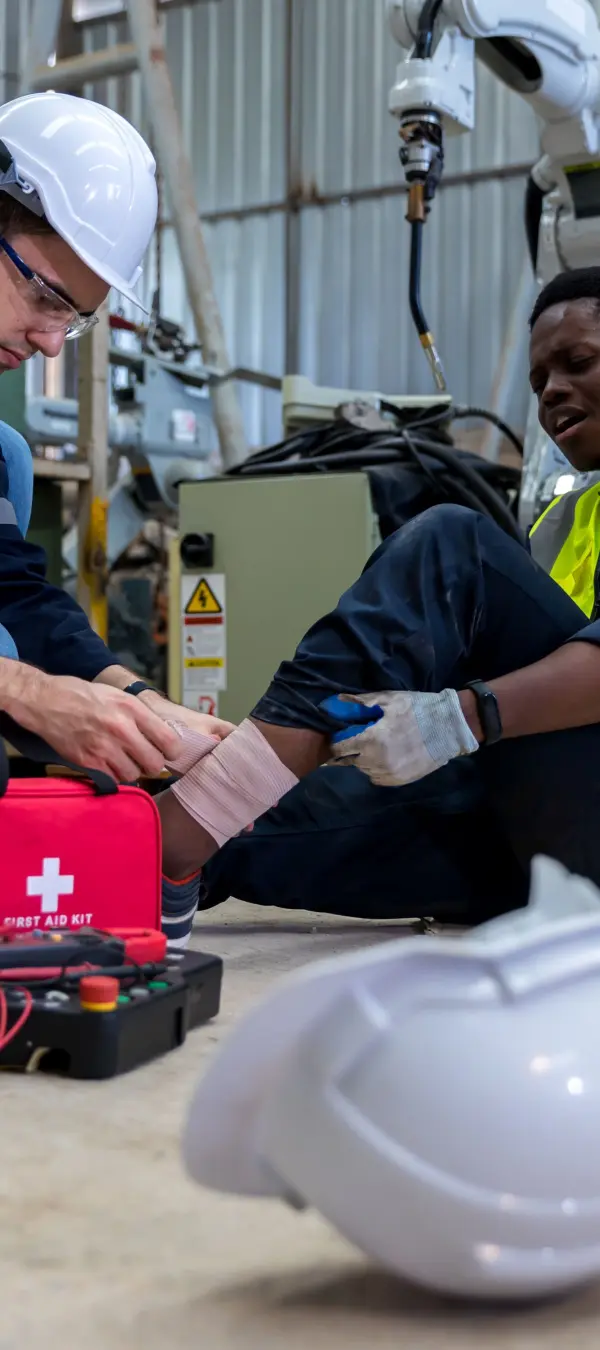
[76,247,150,314]
[181,931,425,1197]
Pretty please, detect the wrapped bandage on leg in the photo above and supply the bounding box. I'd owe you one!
[164,723,220,776]
[161,725,223,948]
[171,718,298,849]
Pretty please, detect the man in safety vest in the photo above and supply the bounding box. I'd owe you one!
[159,265,600,944]
[528,274,600,617]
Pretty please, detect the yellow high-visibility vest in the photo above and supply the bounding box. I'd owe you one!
[529,473,600,618]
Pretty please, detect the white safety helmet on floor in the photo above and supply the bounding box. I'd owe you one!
[0,92,157,308]
[183,855,600,1302]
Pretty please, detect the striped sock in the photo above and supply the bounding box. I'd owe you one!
[161,869,206,948]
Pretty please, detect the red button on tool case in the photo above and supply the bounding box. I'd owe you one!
[0,777,161,933]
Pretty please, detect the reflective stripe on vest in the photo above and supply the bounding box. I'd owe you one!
[529,475,600,617]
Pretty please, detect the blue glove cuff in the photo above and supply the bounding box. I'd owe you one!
[320,695,383,744]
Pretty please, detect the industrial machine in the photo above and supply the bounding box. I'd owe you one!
[171,1,600,716]
[26,2,600,712]
[172,469,378,722]
[385,0,600,524]
[27,327,219,574]
[173,379,437,717]
[171,377,519,717]
[25,316,221,684]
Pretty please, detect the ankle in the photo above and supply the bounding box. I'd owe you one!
[158,787,218,878]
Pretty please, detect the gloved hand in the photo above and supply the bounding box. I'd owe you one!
[321,690,479,787]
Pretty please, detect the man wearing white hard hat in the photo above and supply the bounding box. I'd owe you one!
[0,91,230,781]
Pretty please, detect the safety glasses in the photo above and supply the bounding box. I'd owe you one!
[0,235,99,340]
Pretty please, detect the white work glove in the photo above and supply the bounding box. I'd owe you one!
[327,689,479,787]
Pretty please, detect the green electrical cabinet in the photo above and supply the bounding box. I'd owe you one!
[174,472,381,725]
[29,479,63,586]
[0,365,28,440]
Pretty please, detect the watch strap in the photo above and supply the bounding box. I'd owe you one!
[123,680,155,697]
[463,679,502,746]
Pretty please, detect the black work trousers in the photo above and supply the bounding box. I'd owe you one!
[202,505,600,923]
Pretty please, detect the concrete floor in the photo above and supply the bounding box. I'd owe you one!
[3,900,600,1350]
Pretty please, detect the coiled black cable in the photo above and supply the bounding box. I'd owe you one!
[453,405,524,457]
[228,403,524,544]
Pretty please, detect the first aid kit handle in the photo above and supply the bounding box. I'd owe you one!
[0,715,119,797]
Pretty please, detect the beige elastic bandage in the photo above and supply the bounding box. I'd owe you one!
[165,723,219,776]
[170,718,298,849]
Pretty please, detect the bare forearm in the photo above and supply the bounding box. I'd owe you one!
[0,657,46,724]
[93,664,143,692]
[459,641,600,743]
[94,664,167,711]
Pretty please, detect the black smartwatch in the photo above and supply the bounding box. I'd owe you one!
[123,680,155,697]
[463,679,503,746]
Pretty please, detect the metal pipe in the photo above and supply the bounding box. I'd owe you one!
[415,0,445,59]
[73,0,221,22]
[29,41,139,91]
[158,160,534,230]
[284,0,302,373]
[125,0,247,467]
[21,0,67,95]
[77,304,110,639]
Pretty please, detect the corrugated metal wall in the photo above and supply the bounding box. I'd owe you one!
[295,0,539,424]
[0,1,19,104]
[14,0,544,445]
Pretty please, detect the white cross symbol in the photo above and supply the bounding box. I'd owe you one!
[26,858,74,914]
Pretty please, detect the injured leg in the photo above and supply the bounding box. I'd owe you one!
[159,503,591,886]
[160,719,327,880]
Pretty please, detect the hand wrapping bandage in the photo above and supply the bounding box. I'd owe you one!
[171,718,298,849]
[165,723,219,776]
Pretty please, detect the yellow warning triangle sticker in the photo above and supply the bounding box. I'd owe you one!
[185,578,222,615]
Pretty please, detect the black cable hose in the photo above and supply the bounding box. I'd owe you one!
[524,173,545,273]
[381,397,524,458]
[234,435,523,542]
[401,428,447,498]
[235,448,520,537]
[415,0,445,58]
[379,399,454,440]
[453,405,524,456]
[405,436,523,540]
[228,395,524,542]
[230,403,460,477]
[409,219,428,338]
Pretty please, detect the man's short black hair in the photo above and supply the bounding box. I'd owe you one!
[530,267,600,330]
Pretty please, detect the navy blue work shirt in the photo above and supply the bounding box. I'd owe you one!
[0,435,114,680]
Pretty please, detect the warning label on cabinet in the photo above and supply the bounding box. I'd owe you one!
[185,577,222,615]
[181,572,226,700]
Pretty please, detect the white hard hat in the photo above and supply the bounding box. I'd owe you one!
[0,92,157,309]
[183,856,600,1301]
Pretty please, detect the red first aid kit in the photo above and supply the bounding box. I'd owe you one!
[0,777,162,934]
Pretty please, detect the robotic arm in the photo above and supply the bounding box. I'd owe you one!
[386,0,600,388]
